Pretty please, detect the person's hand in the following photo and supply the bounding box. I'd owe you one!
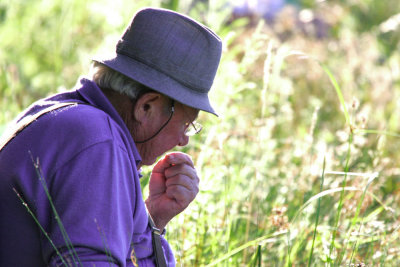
[145,152,199,230]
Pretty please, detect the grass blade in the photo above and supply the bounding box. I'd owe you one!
[355,129,400,138]
[307,157,326,267]
[205,230,287,267]
[13,188,68,266]
[30,152,82,266]
[319,63,351,127]
[94,218,114,267]
[348,173,379,264]
[329,133,353,265]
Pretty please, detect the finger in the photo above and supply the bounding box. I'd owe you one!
[165,175,199,192]
[164,164,198,181]
[152,155,172,174]
[152,152,193,174]
[166,152,194,168]
[166,184,198,204]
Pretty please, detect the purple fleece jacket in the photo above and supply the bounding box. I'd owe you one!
[0,78,175,266]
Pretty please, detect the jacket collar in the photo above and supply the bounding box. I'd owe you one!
[76,77,142,166]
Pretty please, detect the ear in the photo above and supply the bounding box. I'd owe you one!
[133,93,165,123]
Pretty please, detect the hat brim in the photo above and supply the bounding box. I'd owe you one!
[93,53,218,116]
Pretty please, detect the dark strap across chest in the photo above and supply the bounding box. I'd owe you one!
[0,102,78,151]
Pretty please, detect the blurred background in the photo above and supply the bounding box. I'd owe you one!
[1,0,400,266]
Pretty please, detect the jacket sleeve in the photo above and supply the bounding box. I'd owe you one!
[43,139,176,266]
[43,140,137,266]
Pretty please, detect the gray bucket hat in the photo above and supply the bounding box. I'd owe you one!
[93,7,222,116]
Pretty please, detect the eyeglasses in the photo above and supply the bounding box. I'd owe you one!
[182,102,203,136]
[184,120,203,136]
[135,100,202,143]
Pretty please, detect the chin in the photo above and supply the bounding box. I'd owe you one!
[141,157,157,166]
[140,149,167,166]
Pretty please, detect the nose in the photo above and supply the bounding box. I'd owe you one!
[178,134,189,146]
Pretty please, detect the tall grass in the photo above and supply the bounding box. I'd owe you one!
[13,153,82,266]
[1,0,400,266]
[163,1,400,265]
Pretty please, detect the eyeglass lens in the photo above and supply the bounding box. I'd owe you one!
[185,121,202,136]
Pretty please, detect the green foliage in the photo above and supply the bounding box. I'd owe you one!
[0,0,103,126]
[0,0,160,128]
[2,0,400,266]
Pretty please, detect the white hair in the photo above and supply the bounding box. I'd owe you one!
[90,62,153,100]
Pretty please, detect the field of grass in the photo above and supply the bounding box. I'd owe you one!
[1,0,400,266]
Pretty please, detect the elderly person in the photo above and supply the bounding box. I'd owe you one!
[0,7,222,267]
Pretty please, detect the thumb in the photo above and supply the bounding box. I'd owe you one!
[152,154,175,174]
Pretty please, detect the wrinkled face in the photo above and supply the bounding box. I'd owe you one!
[133,95,199,166]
